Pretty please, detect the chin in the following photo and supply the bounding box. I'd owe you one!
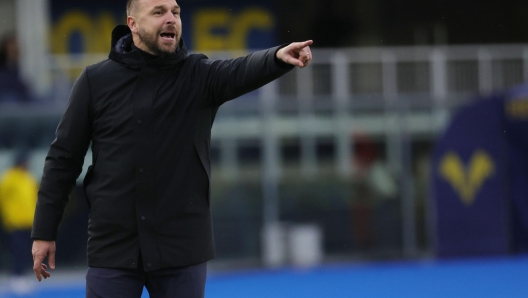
[158,48,176,56]
[157,43,177,54]
[159,47,177,55]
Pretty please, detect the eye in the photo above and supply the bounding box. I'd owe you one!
[173,11,180,16]
[154,11,162,15]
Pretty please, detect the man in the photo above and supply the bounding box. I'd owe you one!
[31,0,312,297]
[0,151,38,294]
[0,33,31,104]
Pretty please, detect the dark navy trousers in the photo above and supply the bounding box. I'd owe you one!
[86,260,207,298]
[8,230,33,276]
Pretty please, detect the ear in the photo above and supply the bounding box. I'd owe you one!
[127,16,138,34]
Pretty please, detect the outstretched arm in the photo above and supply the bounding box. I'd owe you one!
[276,40,313,68]
[199,40,314,106]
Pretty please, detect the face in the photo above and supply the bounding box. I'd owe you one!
[128,0,182,56]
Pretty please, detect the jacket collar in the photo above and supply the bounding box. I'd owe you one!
[108,25,188,70]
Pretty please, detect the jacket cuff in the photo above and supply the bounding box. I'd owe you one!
[31,228,57,241]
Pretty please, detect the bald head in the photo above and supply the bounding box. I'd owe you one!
[126,0,139,16]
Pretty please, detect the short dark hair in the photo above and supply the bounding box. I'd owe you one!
[126,0,138,16]
[0,33,16,66]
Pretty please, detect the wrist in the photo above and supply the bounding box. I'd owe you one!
[276,48,283,60]
[274,44,293,68]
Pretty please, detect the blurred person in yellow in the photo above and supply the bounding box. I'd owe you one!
[0,150,38,294]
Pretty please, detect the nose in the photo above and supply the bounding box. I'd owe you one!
[165,13,176,24]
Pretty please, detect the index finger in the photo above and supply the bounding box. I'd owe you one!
[291,40,313,50]
[33,253,46,281]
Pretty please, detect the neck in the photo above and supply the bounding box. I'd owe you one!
[131,34,156,55]
[132,44,159,64]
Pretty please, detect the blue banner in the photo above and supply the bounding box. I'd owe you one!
[50,0,277,54]
[431,97,511,257]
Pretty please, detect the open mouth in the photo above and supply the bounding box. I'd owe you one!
[160,33,176,41]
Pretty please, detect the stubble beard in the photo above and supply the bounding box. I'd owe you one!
[138,27,179,57]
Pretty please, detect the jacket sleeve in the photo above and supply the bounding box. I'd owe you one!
[31,69,93,240]
[199,45,294,106]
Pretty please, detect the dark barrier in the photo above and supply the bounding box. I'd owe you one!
[50,0,277,55]
[502,85,528,253]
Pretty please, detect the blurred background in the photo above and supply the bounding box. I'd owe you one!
[1,0,528,297]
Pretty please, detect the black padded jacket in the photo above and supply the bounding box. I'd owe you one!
[32,25,293,271]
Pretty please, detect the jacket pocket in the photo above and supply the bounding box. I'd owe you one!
[83,147,99,208]
[194,141,211,205]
